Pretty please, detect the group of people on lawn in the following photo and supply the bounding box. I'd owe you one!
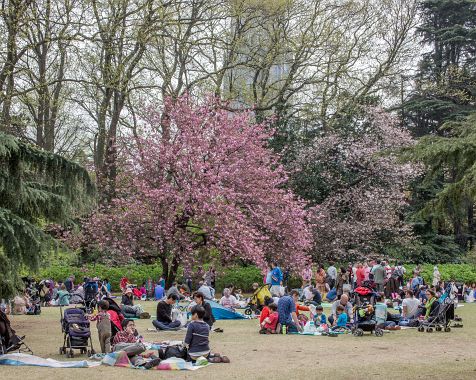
[87,290,228,366]
[257,261,449,334]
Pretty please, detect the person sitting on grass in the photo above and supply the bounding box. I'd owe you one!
[259,303,279,334]
[259,297,274,326]
[312,305,327,325]
[184,305,230,363]
[219,288,239,309]
[191,292,215,329]
[152,294,181,330]
[330,305,348,331]
[277,290,303,333]
[88,300,111,353]
[121,288,148,319]
[328,294,353,325]
[112,319,161,369]
[375,295,399,330]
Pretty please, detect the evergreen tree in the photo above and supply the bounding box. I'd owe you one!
[405,0,476,136]
[402,0,476,256]
[0,132,94,297]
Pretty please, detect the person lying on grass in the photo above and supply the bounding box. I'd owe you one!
[185,305,230,363]
[112,319,161,369]
[259,303,279,334]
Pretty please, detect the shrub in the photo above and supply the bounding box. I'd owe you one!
[25,262,476,292]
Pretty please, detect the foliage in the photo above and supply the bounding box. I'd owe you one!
[83,96,312,287]
[294,109,418,262]
[0,132,94,298]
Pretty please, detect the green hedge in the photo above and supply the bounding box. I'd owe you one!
[25,263,476,292]
[28,263,163,291]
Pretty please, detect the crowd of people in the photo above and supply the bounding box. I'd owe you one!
[253,260,470,335]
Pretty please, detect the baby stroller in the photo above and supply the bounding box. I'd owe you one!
[84,280,99,313]
[244,285,272,316]
[418,286,462,333]
[0,310,33,355]
[351,288,383,337]
[59,298,95,358]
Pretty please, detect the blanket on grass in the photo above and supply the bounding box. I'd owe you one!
[0,352,207,371]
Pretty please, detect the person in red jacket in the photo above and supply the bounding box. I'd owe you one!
[259,303,279,334]
[356,263,366,287]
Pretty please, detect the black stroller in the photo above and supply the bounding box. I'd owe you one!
[351,288,383,337]
[0,310,33,355]
[58,296,95,358]
[84,281,99,313]
[418,287,462,333]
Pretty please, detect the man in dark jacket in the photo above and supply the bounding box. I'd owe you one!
[152,294,181,330]
[193,292,215,328]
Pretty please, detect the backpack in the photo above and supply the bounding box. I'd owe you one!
[392,267,403,278]
[158,345,188,360]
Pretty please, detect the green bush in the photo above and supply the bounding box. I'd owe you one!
[404,264,476,284]
[27,263,163,291]
[216,266,263,292]
[25,262,476,293]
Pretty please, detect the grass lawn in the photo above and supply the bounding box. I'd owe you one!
[2,301,476,380]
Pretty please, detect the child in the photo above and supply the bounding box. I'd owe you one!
[259,303,279,334]
[331,305,348,331]
[258,297,274,325]
[184,305,230,363]
[313,305,327,325]
[89,300,111,353]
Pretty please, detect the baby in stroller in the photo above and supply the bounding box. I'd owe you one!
[351,288,383,337]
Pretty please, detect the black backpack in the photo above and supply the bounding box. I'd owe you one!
[158,345,188,360]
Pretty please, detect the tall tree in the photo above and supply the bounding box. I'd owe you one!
[403,0,476,254]
[0,131,94,297]
[85,96,312,286]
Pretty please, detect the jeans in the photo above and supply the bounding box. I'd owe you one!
[113,342,146,366]
[122,305,142,317]
[377,321,396,328]
[152,320,181,330]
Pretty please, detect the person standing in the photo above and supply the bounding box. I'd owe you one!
[432,266,441,287]
[336,267,349,297]
[154,282,165,300]
[270,262,283,297]
[327,262,337,289]
[315,265,327,294]
[371,260,386,293]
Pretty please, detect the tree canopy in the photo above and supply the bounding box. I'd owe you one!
[0,132,94,296]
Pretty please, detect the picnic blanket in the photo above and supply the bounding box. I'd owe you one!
[0,352,208,371]
[0,353,101,368]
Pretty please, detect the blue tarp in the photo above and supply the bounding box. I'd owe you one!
[209,301,246,320]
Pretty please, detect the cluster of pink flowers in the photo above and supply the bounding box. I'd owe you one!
[86,96,313,276]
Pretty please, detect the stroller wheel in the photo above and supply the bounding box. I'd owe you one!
[244,308,252,316]
[418,326,424,332]
[426,327,433,333]
[444,327,451,332]
[90,349,96,355]
[59,347,64,355]
[375,328,384,337]
[436,326,442,332]
[87,350,91,356]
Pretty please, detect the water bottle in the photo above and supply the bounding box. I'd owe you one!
[282,324,287,334]
[309,320,315,332]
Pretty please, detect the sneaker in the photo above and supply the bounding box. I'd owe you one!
[143,357,161,369]
[221,356,230,363]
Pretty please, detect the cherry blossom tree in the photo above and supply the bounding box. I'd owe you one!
[86,96,312,285]
[296,109,419,262]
